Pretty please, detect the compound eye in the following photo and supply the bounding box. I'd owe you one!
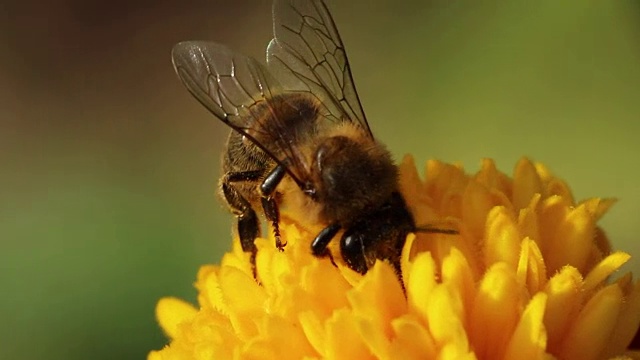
[340,231,368,274]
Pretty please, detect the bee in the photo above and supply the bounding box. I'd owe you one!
[171,0,455,278]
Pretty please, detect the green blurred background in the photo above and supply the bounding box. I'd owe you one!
[1,0,639,358]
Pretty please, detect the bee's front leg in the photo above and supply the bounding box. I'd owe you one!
[310,223,342,267]
[259,165,287,251]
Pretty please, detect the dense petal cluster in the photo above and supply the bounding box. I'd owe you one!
[149,157,640,360]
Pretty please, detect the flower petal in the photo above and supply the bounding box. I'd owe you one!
[601,278,640,358]
[469,263,523,359]
[517,193,541,245]
[348,261,406,338]
[389,315,437,359]
[580,197,617,222]
[325,309,373,360]
[544,266,584,353]
[242,316,316,360]
[195,265,225,313]
[540,199,594,274]
[513,158,543,210]
[442,248,476,318]
[462,179,498,240]
[427,285,469,352]
[583,252,631,293]
[517,237,547,294]
[299,311,326,357]
[406,252,437,326]
[474,158,512,196]
[503,293,548,360]
[559,284,623,360]
[484,206,520,270]
[425,160,467,217]
[156,297,198,340]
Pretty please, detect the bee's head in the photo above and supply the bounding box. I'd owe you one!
[309,134,397,224]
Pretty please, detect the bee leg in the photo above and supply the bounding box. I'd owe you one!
[259,165,287,251]
[222,170,263,279]
[311,223,342,267]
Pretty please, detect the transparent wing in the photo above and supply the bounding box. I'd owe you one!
[171,41,310,185]
[267,0,373,138]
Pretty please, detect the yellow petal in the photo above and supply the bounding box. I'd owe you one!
[301,259,351,318]
[426,285,469,352]
[557,203,596,273]
[255,237,293,293]
[545,177,574,203]
[583,252,631,293]
[425,160,467,216]
[462,179,494,239]
[325,309,373,360]
[242,316,316,360]
[400,233,417,285]
[503,293,548,360]
[355,315,391,360]
[406,252,437,326]
[484,206,520,270]
[542,200,594,274]
[348,261,406,339]
[147,350,164,360]
[544,266,584,353]
[475,158,512,196]
[580,197,617,222]
[517,193,542,245]
[299,311,327,357]
[195,265,225,313]
[517,237,547,294]
[348,262,405,359]
[513,158,543,210]
[469,263,523,360]
[156,297,197,340]
[601,279,640,358]
[439,343,479,360]
[537,196,568,258]
[441,248,476,318]
[389,315,437,359]
[218,266,267,339]
[534,161,575,205]
[219,266,266,314]
[398,155,428,216]
[559,284,624,360]
[221,238,255,277]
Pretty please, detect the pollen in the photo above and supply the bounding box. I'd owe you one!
[149,157,640,360]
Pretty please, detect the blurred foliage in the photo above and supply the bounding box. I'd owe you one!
[1,0,639,359]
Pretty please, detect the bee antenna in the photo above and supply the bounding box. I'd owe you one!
[415,225,458,235]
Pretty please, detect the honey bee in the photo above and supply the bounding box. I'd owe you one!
[171,0,455,277]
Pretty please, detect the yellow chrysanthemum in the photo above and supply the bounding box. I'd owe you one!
[149,157,640,360]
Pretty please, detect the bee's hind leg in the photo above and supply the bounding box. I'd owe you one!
[222,170,263,279]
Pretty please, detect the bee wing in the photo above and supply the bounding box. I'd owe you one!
[171,41,309,185]
[267,0,373,138]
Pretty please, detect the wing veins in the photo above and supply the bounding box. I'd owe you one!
[276,0,369,135]
[279,24,348,123]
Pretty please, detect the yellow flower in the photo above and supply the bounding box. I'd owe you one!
[149,157,640,360]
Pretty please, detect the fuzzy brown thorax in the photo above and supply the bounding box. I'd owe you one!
[307,123,397,225]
